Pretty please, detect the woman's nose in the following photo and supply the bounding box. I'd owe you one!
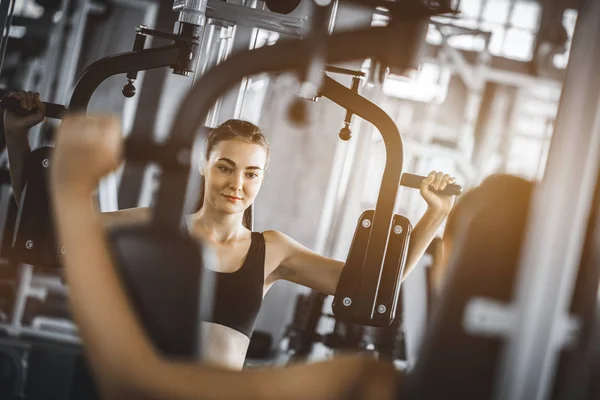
[228,172,243,191]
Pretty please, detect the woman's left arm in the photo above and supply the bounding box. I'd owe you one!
[269,171,456,295]
[265,230,344,295]
[402,171,455,279]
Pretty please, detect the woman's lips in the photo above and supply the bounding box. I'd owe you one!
[223,195,242,202]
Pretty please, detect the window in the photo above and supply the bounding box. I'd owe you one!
[503,28,536,61]
[511,1,541,30]
[460,0,482,19]
[482,0,511,25]
[383,63,451,103]
[14,0,44,18]
[553,9,578,69]
[506,134,550,180]
[429,0,542,62]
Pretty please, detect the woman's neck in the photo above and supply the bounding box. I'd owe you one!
[191,207,246,243]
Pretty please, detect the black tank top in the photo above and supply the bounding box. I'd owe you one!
[203,232,265,338]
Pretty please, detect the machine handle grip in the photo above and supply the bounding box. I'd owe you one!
[1,97,67,119]
[400,173,462,196]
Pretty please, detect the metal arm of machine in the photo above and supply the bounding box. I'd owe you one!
[320,75,404,318]
[68,45,180,110]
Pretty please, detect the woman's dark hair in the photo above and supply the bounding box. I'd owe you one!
[196,119,270,229]
[444,174,534,243]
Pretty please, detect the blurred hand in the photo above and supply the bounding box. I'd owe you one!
[3,91,46,133]
[420,170,457,215]
[51,113,123,194]
[286,355,399,400]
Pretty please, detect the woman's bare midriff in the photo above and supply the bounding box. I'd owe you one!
[200,322,250,370]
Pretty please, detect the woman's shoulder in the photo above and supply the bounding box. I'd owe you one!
[261,230,299,255]
[260,230,291,245]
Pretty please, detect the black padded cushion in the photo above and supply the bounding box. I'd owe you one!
[12,147,60,267]
[405,179,533,400]
[106,224,208,359]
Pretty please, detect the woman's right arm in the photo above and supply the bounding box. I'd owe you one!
[3,91,45,204]
[3,92,151,225]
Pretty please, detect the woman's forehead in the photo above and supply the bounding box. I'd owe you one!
[209,139,267,166]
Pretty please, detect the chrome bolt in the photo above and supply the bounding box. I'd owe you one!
[343,297,352,306]
[26,240,34,249]
[362,219,371,228]
[377,304,387,314]
[394,225,403,234]
[42,159,50,168]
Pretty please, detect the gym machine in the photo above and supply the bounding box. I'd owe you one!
[3,0,598,400]
[0,0,461,396]
[104,0,600,399]
[0,0,459,387]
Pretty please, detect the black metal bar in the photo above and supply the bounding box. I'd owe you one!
[153,24,421,228]
[401,173,462,196]
[123,139,189,168]
[0,97,66,119]
[68,44,180,110]
[325,65,366,77]
[0,0,15,77]
[137,25,199,45]
[321,75,403,318]
[120,3,187,210]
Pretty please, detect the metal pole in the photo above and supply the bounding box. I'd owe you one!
[0,0,14,77]
[493,0,600,398]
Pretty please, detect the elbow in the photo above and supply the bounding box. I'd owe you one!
[329,270,342,296]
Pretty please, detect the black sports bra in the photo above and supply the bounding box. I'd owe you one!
[203,232,265,338]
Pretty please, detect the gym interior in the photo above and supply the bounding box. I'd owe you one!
[0,0,598,399]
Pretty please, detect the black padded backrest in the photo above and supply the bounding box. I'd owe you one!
[0,167,17,262]
[107,223,214,359]
[404,196,530,400]
[12,147,60,267]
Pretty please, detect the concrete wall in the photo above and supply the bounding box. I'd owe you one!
[78,1,158,122]
[252,74,347,342]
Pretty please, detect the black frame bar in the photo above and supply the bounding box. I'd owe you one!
[320,75,403,318]
[68,45,180,110]
[0,0,15,77]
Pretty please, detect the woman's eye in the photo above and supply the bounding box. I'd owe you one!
[246,173,259,179]
[218,166,231,173]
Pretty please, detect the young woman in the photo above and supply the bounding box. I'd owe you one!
[50,112,401,400]
[4,91,457,370]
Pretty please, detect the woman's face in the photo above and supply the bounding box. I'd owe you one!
[202,139,268,216]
